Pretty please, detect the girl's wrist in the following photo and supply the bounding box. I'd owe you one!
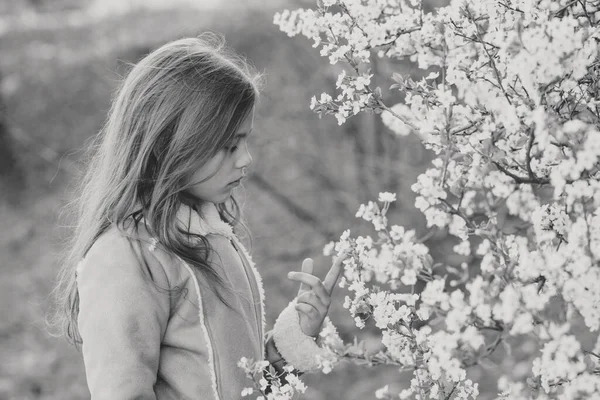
[265,334,284,364]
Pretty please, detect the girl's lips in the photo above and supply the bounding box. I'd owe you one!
[229,177,243,186]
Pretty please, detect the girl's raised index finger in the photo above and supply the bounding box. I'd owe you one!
[297,258,314,294]
[322,250,350,294]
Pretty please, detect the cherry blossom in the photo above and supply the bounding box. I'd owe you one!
[262,0,600,398]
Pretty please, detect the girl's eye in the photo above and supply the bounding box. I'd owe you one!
[229,145,238,153]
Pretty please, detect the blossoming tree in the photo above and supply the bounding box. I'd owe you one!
[240,0,600,398]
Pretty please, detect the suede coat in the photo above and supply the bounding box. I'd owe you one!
[76,203,289,399]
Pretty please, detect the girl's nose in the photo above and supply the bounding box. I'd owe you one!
[236,143,252,170]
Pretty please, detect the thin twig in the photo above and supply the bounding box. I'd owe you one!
[450,119,483,135]
[467,8,512,106]
[585,350,600,359]
[498,1,524,13]
[525,129,536,180]
[492,161,550,184]
[444,383,457,400]
[438,197,478,231]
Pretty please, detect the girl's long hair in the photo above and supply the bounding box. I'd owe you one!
[51,33,263,346]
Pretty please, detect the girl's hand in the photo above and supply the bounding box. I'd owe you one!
[287,251,349,337]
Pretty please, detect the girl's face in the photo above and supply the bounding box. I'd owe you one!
[184,111,254,204]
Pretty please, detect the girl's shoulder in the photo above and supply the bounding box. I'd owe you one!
[75,224,173,364]
[76,223,182,293]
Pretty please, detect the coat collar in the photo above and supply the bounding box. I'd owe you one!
[175,202,234,239]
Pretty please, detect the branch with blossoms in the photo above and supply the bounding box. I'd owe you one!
[326,194,600,399]
[273,0,600,399]
[324,194,488,399]
[237,357,308,400]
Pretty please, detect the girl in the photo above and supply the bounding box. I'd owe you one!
[53,34,347,399]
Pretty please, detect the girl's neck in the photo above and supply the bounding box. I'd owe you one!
[177,201,234,239]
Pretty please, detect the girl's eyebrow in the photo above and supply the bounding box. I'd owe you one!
[235,128,253,138]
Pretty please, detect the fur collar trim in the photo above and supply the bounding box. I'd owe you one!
[175,202,234,240]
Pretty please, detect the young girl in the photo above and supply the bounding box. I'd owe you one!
[53,34,347,399]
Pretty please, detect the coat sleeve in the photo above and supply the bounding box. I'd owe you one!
[269,299,341,374]
[77,230,171,400]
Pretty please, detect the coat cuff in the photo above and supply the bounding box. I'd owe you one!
[272,298,338,373]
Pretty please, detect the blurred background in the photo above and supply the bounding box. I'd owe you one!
[0,0,518,399]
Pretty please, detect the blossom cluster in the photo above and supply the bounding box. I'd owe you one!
[273,0,600,398]
[328,194,482,399]
[237,357,306,400]
[237,321,345,398]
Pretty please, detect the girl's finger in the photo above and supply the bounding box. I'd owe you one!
[295,302,320,319]
[297,258,313,294]
[322,250,351,295]
[288,272,330,305]
[296,291,327,314]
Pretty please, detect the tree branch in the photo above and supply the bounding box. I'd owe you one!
[492,161,550,184]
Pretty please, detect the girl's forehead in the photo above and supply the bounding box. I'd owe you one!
[238,110,254,131]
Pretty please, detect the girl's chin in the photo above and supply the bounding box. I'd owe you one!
[216,186,236,202]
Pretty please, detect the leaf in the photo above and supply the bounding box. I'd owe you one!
[478,356,499,370]
[392,72,404,84]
